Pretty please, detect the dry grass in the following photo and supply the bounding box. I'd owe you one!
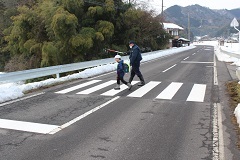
[226,81,240,149]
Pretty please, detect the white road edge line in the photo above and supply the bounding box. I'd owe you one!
[162,64,177,73]
[214,53,218,85]
[213,103,219,159]
[0,92,45,107]
[49,96,120,134]
[217,103,225,160]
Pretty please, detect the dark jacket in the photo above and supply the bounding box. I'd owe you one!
[129,44,142,66]
[117,60,125,77]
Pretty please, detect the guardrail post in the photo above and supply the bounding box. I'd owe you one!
[56,73,60,79]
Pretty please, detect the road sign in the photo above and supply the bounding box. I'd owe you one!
[230,18,239,27]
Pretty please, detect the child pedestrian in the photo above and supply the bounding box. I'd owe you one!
[114,55,132,90]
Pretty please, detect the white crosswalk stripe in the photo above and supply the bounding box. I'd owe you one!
[101,81,139,96]
[55,80,207,102]
[186,84,206,102]
[55,80,101,94]
[76,80,116,95]
[156,82,183,100]
[127,81,161,98]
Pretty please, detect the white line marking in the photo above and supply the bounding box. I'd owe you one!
[192,53,196,55]
[214,54,218,85]
[183,56,189,61]
[49,96,120,134]
[0,92,45,107]
[156,82,183,100]
[127,81,161,98]
[181,61,214,64]
[0,119,59,134]
[186,84,206,102]
[76,80,116,94]
[162,64,177,72]
[55,80,101,94]
[217,103,225,160]
[101,81,138,96]
[89,71,115,80]
[212,103,219,159]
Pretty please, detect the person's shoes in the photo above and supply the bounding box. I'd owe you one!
[114,84,120,90]
[127,83,132,90]
[138,81,145,86]
[138,75,145,86]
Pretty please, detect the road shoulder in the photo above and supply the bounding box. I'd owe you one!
[216,58,240,159]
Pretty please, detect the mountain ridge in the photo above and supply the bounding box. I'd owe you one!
[164,5,240,38]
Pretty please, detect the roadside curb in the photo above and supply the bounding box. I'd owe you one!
[216,46,240,159]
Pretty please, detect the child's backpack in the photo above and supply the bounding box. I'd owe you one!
[123,62,130,73]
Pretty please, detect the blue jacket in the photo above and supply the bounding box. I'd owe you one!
[129,44,142,66]
[117,60,125,77]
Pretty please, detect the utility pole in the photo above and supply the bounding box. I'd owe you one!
[188,13,190,41]
[161,0,164,21]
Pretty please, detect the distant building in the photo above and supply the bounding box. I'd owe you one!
[200,35,211,41]
[163,22,184,39]
[163,22,185,47]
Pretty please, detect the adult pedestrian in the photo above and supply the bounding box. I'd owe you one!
[128,41,145,86]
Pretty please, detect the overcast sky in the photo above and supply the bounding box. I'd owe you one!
[148,0,240,13]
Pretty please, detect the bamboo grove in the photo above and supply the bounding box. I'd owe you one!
[0,0,171,72]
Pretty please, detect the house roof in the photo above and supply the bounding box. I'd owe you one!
[178,38,190,42]
[163,23,184,30]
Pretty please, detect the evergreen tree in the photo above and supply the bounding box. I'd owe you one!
[1,0,170,72]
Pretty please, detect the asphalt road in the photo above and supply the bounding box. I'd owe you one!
[0,46,221,160]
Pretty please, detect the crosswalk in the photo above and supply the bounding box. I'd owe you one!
[101,81,139,96]
[127,81,161,98]
[55,80,207,102]
[186,84,206,102]
[156,82,182,100]
[77,80,116,95]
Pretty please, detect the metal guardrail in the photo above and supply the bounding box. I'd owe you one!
[0,46,195,84]
[219,46,240,80]
[220,47,240,58]
[0,55,129,83]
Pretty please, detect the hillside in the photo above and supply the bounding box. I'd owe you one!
[164,5,240,37]
[229,8,240,19]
